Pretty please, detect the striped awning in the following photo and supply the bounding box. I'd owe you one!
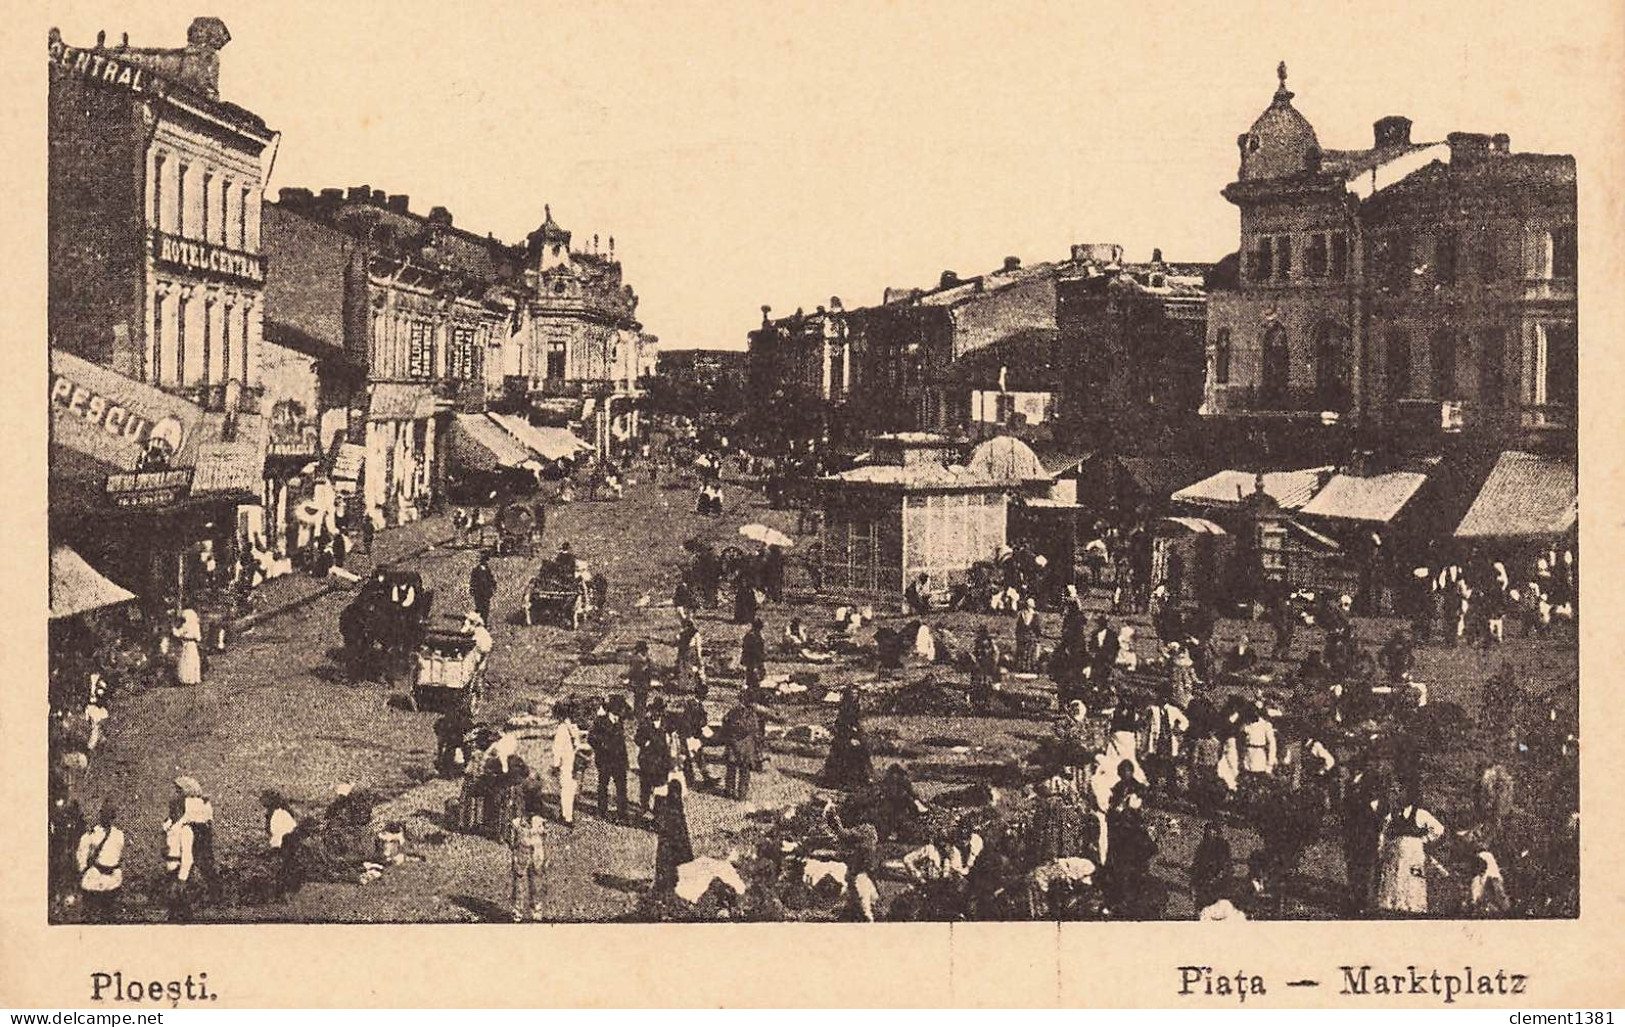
[368,383,437,421]
[1299,471,1429,523]
[1455,451,1577,539]
[449,412,534,471]
[190,413,267,498]
[488,413,590,462]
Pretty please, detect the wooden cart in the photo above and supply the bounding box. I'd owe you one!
[407,629,486,715]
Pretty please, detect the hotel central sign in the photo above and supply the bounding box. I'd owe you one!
[152,231,266,285]
[48,38,173,98]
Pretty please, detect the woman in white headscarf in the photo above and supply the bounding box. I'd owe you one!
[172,609,203,686]
[1468,850,1510,917]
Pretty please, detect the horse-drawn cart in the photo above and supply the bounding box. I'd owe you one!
[524,563,605,630]
[408,628,487,715]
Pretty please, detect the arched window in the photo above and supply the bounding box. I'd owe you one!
[1313,322,1351,410]
[1213,329,1231,385]
[1385,329,1411,400]
[1261,325,1290,407]
[1429,329,1457,399]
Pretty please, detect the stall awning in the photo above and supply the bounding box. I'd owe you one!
[367,383,437,421]
[51,545,136,620]
[1172,466,1332,511]
[1159,516,1228,535]
[1299,471,1429,523]
[332,443,366,481]
[449,412,534,471]
[1455,451,1577,539]
[488,413,589,462]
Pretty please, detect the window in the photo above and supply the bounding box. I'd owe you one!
[1213,329,1231,385]
[151,152,165,230]
[176,163,189,238]
[1313,322,1351,410]
[220,178,232,248]
[1275,235,1292,278]
[547,340,567,379]
[1250,237,1273,283]
[175,295,188,387]
[1542,323,1577,408]
[1429,329,1457,399]
[1435,230,1458,285]
[1479,329,1506,407]
[408,322,435,379]
[239,186,251,251]
[241,305,252,387]
[1385,330,1411,399]
[1261,325,1290,406]
[1551,224,1577,280]
[201,172,213,243]
[151,291,164,384]
[1330,232,1348,280]
[221,301,232,383]
[201,299,212,385]
[1306,233,1328,277]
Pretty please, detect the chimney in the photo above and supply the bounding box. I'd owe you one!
[1491,133,1511,154]
[319,188,344,202]
[1151,247,1164,264]
[1071,242,1124,264]
[427,206,453,226]
[370,189,386,206]
[347,185,372,202]
[387,194,410,214]
[1447,131,1493,164]
[1374,115,1412,148]
[279,187,314,206]
[830,296,843,311]
[940,270,960,289]
[1003,256,1021,272]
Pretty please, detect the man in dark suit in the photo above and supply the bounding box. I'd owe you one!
[469,551,497,625]
[588,697,630,822]
[740,619,767,702]
[722,697,761,801]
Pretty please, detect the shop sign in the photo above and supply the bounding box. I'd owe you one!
[267,399,320,458]
[105,469,192,507]
[153,230,265,285]
[51,371,191,461]
[49,40,172,98]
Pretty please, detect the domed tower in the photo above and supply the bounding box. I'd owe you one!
[527,204,573,273]
[1237,62,1322,181]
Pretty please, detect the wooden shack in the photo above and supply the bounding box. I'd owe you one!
[818,436,1008,607]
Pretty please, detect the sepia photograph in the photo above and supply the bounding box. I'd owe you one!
[37,1,1594,936]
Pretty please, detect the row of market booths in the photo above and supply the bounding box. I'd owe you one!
[814,430,1577,612]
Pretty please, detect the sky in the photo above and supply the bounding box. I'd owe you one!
[43,0,1623,351]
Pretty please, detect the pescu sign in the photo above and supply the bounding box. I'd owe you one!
[51,373,190,458]
[48,39,172,98]
[153,231,266,285]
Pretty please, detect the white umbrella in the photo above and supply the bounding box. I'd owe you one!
[738,524,794,548]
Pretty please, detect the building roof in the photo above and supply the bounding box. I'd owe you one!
[965,436,1049,483]
[825,463,1006,490]
[1454,451,1577,539]
[1298,470,1429,523]
[1172,466,1332,511]
[1159,516,1228,536]
[1035,445,1093,477]
[51,545,138,620]
[1117,456,1207,500]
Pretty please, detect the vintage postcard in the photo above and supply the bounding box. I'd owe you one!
[2,0,1623,1009]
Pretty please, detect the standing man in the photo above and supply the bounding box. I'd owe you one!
[550,702,584,828]
[589,697,631,822]
[469,551,497,627]
[740,618,768,702]
[722,694,761,801]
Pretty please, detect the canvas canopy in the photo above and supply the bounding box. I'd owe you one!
[51,545,136,620]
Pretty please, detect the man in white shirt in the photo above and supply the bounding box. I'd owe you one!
[552,704,584,827]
